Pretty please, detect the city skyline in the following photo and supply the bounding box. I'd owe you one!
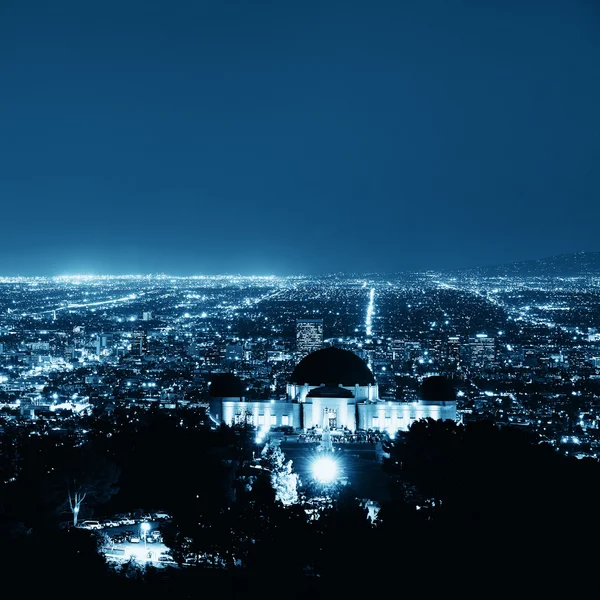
[2,1,599,276]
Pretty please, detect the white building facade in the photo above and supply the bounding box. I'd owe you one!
[209,347,457,433]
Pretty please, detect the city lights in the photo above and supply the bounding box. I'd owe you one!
[1,263,600,473]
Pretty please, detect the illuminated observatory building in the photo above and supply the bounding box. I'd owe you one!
[209,347,457,432]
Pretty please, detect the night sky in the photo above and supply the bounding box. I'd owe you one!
[1,0,599,276]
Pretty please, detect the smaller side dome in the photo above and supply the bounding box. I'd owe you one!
[420,375,456,401]
[209,373,244,398]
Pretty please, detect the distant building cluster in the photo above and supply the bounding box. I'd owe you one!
[296,318,324,359]
[0,272,599,457]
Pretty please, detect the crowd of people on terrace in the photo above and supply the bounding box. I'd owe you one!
[294,427,382,444]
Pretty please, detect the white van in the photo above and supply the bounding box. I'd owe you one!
[79,520,102,530]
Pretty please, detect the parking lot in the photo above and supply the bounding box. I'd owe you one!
[78,513,175,566]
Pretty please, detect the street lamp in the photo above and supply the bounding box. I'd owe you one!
[141,521,150,552]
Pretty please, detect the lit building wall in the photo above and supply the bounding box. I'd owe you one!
[302,397,355,431]
[357,400,456,432]
[217,400,300,428]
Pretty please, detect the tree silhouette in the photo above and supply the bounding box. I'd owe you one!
[379,417,600,592]
[2,433,119,530]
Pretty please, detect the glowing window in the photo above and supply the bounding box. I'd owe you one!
[282,415,289,426]
[270,415,277,425]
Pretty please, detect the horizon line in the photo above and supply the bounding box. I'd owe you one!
[0,250,598,280]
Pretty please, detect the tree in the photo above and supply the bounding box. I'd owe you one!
[260,443,300,505]
[58,450,121,526]
[384,417,465,503]
[67,481,87,527]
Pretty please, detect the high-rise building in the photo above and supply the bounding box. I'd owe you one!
[296,318,324,358]
[96,333,114,356]
[468,334,496,367]
[64,344,74,362]
[446,336,461,362]
[130,329,148,356]
[142,311,152,321]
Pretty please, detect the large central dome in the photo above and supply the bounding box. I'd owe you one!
[290,347,375,386]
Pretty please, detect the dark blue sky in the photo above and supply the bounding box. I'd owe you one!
[1,0,599,276]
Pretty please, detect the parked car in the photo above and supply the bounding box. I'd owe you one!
[129,536,141,543]
[78,520,102,530]
[152,511,171,520]
[158,553,173,562]
[119,517,135,526]
[101,519,118,528]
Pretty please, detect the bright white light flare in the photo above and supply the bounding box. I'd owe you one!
[312,456,338,484]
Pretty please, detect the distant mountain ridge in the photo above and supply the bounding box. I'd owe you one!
[449,251,600,277]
